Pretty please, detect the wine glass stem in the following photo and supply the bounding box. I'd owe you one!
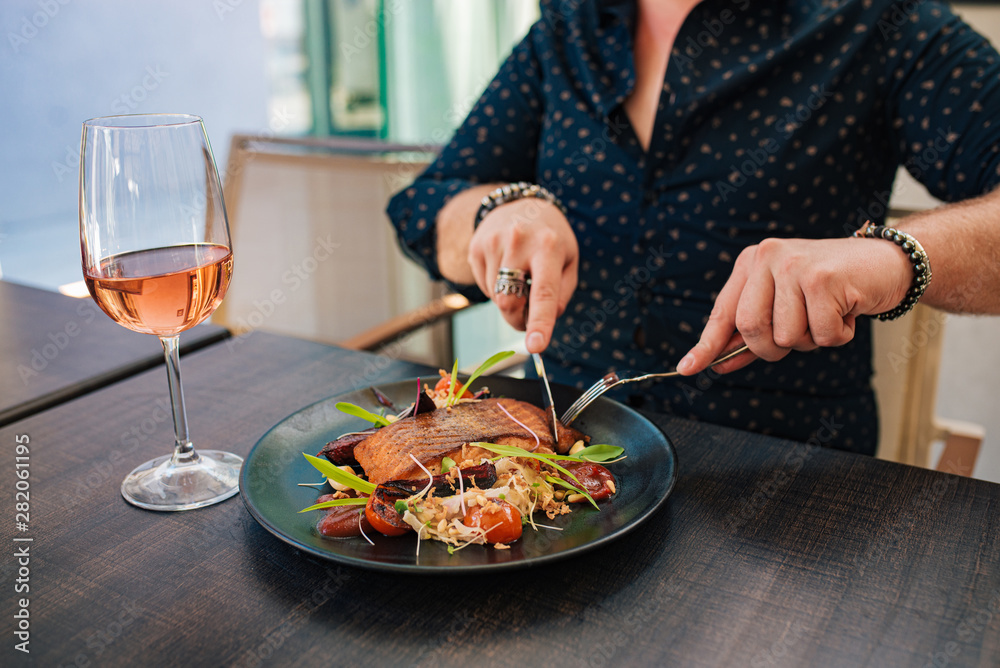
[160,335,198,464]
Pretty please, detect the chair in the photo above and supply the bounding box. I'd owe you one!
[215,134,471,367]
[870,212,985,475]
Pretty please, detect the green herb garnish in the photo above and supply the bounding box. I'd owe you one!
[545,475,598,509]
[395,500,408,514]
[335,402,391,428]
[298,496,368,513]
[470,442,599,509]
[568,444,626,463]
[303,453,376,495]
[446,359,460,405]
[441,456,456,473]
[505,444,625,464]
[450,350,516,406]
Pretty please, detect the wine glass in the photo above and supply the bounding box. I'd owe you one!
[79,113,242,511]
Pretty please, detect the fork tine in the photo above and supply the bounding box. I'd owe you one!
[561,390,595,423]
[562,386,607,424]
[560,373,617,425]
[561,344,752,425]
[559,400,585,426]
[561,397,590,425]
[559,388,595,425]
[570,379,607,409]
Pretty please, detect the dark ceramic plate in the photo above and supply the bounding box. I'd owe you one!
[240,376,677,574]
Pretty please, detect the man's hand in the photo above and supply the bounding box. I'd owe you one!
[467,198,579,353]
[676,236,912,375]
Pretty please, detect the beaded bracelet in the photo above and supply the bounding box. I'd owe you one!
[852,223,932,321]
[473,182,567,230]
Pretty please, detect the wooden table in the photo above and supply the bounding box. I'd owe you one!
[0,280,229,426]
[1,332,997,667]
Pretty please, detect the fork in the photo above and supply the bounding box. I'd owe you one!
[559,344,751,426]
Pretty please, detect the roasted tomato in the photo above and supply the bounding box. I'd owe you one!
[462,499,523,544]
[561,462,616,501]
[433,372,473,400]
[365,488,411,536]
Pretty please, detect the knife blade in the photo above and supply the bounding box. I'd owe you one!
[532,352,560,444]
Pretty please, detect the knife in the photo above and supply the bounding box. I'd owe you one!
[532,352,560,444]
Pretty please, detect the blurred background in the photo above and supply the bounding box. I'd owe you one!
[1,0,997,482]
[0,0,537,288]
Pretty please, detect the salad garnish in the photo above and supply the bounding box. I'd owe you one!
[298,496,367,513]
[449,350,515,407]
[358,512,375,546]
[334,402,391,428]
[297,453,375,512]
[471,442,602,509]
[446,359,460,406]
[299,351,622,551]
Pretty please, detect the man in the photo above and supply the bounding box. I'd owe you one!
[388,0,1000,453]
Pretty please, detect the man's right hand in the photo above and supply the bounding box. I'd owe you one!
[467,197,578,354]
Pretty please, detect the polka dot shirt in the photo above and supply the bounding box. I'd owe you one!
[386,0,1000,455]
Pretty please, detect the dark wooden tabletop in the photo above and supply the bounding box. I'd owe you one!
[1,331,997,667]
[0,280,229,426]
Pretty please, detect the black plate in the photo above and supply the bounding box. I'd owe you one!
[240,376,677,574]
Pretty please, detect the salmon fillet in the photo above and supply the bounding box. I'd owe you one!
[354,397,585,484]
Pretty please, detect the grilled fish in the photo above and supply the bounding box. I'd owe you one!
[353,397,585,484]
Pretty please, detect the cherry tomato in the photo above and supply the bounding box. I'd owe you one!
[462,499,523,544]
[433,373,473,399]
[561,462,616,501]
[365,492,410,536]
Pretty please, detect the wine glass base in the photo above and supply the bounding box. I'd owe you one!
[121,450,243,511]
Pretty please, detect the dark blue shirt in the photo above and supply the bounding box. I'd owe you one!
[387,0,1000,454]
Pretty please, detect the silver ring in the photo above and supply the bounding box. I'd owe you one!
[494,267,531,298]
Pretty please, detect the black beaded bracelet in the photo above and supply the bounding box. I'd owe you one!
[852,223,932,321]
[473,182,567,230]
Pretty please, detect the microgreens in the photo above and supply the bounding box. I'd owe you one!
[302,453,376,495]
[440,456,456,473]
[550,444,626,464]
[470,442,600,509]
[545,475,598,510]
[335,402,391,428]
[446,359,459,406]
[298,497,368,513]
[449,350,516,406]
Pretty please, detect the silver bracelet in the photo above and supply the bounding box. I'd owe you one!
[473,182,566,229]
